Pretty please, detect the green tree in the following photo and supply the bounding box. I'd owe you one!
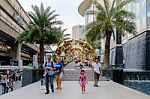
[16,3,64,64]
[86,0,136,68]
[86,24,101,49]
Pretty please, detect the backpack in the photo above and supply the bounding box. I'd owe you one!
[44,61,54,68]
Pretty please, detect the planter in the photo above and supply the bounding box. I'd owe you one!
[22,69,42,87]
[102,68,123,84]
[111,69,123,84]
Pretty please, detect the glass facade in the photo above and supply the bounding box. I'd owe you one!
[122,0,146,43]
[133,0,146,32]
[84,6,94,25]
[118,0,146,33]
[146,0,150,27]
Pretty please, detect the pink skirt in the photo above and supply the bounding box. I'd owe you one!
[80,81,86,87]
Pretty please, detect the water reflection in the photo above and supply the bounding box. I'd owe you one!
[124,80,150,95]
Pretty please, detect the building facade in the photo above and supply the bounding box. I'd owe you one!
[0,0,38,68]
[72,25,85,40]
[78,0,150,70]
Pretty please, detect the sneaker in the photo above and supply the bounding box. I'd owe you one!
[45,92,49,94]
[52,90,54,93]
[94,84,97,87]
[95,84,99,87]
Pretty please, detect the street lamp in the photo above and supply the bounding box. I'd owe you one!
[60,51,65,65]
[60,51,65,58]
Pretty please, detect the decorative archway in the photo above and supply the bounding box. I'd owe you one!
[56,39,96,63]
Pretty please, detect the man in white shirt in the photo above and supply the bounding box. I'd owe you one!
[92,58,102,87]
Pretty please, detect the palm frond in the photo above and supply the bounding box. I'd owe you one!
[94,1,106,18]
[40,2,44,15]
[116,0,133,11]
[48,14,59,23]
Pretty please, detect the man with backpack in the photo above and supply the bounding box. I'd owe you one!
[43,55,55,94]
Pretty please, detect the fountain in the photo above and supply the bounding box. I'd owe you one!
[123,70,150,95]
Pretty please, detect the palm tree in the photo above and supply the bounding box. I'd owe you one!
[17,3,64,65]
[86,24,101,49]
[86,0,136,68]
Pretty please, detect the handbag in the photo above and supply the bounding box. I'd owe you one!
[53,70,60,75]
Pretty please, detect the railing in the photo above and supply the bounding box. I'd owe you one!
[0,65,32,70]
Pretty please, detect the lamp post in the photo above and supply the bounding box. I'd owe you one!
[96,48,101,61]
[60,51,65,60]
[60,51,65,65]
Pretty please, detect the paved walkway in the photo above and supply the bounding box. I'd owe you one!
[0,81,149,99]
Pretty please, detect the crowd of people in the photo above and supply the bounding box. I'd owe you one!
[0,75,13,94]
[42,55,102,94]
[0,70,21,94]
[0,55,102,95]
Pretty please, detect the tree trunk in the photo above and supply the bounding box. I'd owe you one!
[104,33,111,68]
[39,41,45,66]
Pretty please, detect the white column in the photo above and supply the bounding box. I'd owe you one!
[33,53,38,68]
[17,43,22,71]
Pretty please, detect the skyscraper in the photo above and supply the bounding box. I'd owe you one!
[72,25,85,40]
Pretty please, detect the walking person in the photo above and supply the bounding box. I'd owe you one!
[54,58,65,90]
[1,75,7,94]
[43,55,55,94]
[78,70,87,94]
[92,58,102,87]
[7,77,14,92]
[5,76,10,93]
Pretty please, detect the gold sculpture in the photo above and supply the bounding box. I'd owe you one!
[56,39,96,63]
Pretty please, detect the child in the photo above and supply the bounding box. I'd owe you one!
[78,70,87,94]
[6,77,13,92]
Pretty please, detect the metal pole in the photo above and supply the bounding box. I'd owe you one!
[93,1,94,23]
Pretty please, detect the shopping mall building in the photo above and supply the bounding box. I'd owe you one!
[78,0,150,70]
[0,0,38,69]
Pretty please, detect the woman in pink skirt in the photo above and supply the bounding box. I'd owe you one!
[78,70,87,94]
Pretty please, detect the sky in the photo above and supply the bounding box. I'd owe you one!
[18,0,84,36]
